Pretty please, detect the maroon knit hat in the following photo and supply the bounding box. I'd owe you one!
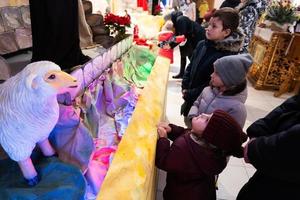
[202,110,248,157]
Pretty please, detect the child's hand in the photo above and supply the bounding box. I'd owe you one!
[179,39,187,46]
[182,89,187,98]
[157,127,168,138]
[157,122,172,133]
[244,138,256,163]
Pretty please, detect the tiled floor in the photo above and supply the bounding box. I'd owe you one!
[156,47,292,200]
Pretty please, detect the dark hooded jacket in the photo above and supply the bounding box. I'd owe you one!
[237,94,300,200]
[181,29,244,116]
[156,124,227,200]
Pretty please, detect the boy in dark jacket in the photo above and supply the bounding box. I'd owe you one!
[181,7,244,123]
[237,94,300,200]
[156,110,247,200]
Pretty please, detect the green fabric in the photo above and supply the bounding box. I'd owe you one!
[0,152,86,200]
[122,46,156,88]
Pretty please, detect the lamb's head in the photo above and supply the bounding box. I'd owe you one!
[22,61,78,95]
[0,61,78,186]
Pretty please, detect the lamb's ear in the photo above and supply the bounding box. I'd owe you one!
[26,73,39,90]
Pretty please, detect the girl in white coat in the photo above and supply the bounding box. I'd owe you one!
[187,54,253,128]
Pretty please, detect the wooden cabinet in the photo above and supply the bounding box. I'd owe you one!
[247,28,294,90]
[274,33,300,96]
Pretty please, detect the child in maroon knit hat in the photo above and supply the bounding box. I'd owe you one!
[156,109,247,200]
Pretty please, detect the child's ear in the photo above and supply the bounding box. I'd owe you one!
[223,29,231,38]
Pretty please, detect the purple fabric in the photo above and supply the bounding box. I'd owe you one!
[49,101,94,172]
[81,77,104,138]
[81,60,138,147]
[114,88,137,137]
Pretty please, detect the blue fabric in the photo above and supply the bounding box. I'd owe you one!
[0,152,86,200]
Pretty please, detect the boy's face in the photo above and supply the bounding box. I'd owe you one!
[191,113,213,135]
[210,67,225,88]
[205,17,231,41]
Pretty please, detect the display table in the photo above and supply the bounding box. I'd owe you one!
[247,27,294,90]
[71,35,171,199]
[97,56,170,200]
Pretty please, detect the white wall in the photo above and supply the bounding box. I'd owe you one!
[214,0,223,8]
[89,0,108,14]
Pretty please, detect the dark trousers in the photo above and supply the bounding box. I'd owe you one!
[176,44,193,76]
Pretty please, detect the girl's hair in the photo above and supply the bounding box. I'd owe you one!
[222,80,247,96]
[211,7,239,33]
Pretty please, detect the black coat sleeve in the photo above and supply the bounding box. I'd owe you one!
[247,95,300,138]
[181,42,203,90]
[247,124,300,182]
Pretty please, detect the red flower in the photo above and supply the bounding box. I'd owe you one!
[154,4,161,15]
[104,13,131,27]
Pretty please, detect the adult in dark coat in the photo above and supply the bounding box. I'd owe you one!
[170,12,206,78]
[237,94,300,200]
[29,0,90,70]
[220,0,241,8]
[156,110,247,200]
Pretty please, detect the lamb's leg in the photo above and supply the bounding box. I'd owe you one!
[18,158,40,186]
[38,139,56,156]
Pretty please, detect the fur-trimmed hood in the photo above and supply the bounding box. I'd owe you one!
[214,28,244,53]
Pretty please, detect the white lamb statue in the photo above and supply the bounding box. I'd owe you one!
[0,61,78,186]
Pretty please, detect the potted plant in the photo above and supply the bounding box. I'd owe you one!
[104,11,131,41]
[264,0,299,31]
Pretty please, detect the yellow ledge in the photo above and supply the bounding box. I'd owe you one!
[97,56,170,200]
